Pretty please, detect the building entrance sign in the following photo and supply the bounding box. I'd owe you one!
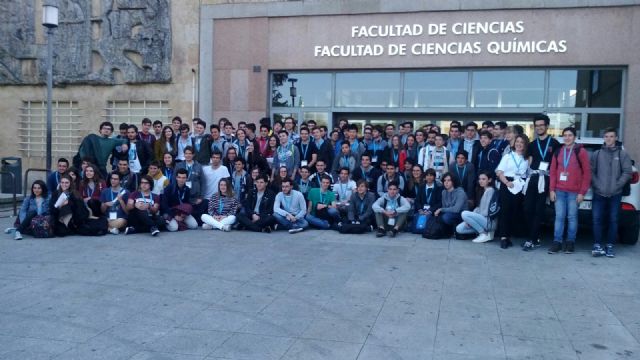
[314,20,567,58]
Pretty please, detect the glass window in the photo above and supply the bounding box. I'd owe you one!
[472,70,544,108]
[549,70,623,108]
[547,113,582,138]
[303,112,329,128]
[271,73,331,107]
[586,113,620,138]
[335,72,400,107]
[404,72,468,107]
[272,113,298,127]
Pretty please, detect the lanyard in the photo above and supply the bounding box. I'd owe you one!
[55,172,60,185]
[164,168,173,181]
[478,151,484,166]
[359,198,365,215]
[87,184,94,198]
[238,144,246,159]
[218,197,224,214]
[339,183,347,199]
[510,152,523,174]
[393,149,399,163]
[320,192,326,204]
[563,145,574,170]
[537,137,551,160]
[373,141,378,153]
[186,163,192,178]
[350,140,359,153]
[315,139,324,148]
[388,197,398,210]
[342,156,349,167]
[301,143,309,159]
[494,139,505,150]
[177,187,185,204]
[195,137,201,152]
[425,186,433,204]
[110,189,120,202]
[299,180,308,192]
[456,165,466,181]
[450,140,459,154]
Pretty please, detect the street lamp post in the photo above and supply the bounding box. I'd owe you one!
[42,1,58,174]
[288,78,297,108]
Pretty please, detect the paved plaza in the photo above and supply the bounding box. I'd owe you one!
[0,216,638,360]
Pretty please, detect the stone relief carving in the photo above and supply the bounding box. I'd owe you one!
[0,0,172,85]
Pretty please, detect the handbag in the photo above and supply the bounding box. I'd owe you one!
[29,215,54,238]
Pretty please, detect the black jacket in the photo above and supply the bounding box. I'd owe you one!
[352,166,382,195]
[414,183,443,212]
[242,188,276,217]
[160,183,192,217]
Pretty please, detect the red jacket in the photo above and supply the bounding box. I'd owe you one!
[549,144,591,195]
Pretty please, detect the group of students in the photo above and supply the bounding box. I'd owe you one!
[5,114,633,257]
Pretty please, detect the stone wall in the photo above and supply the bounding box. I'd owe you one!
[0,0,172,86]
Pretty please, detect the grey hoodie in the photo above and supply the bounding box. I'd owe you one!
[440,187,468,214]
[591,145,632,197]
[372,193,412,214]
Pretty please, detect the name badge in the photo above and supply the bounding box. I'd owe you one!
[372,156,378,163]
[186,181,192,188]
[387,217,396,226]
[423,205,430,211]
[109,211,117,220]
[538,161,549,172]
[301,160,308,167]
[559,172,568,182]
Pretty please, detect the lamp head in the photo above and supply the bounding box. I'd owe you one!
[42,1,59,28]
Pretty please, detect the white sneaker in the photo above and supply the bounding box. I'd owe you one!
[288,227,304,234]
[202,224,214,230]
[14,231,22,240]
[222,225,231,232]
[472,233,491,243]
[4,227,15,234]
[109,228,120,235]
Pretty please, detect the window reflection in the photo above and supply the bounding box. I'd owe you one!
[549,70,622,108]
[335,72,400,107]
[586,114,620,138]
[547,113,582,137]
[272,73,331,107]
[303,112,329,127]
[472,70,544,108]
[404,72,468,107]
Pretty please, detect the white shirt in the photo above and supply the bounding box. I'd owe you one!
[332,180,356,203]
[202,164,230,199]
[496,152,529,178]
[128,142,142,173]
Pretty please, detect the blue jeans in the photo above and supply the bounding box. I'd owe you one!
[553,190,578,243]
[274,213,309,230]
[440,212,462,227]
[456,210,490,235]
[592,193,622,245]
[306,208,340,229]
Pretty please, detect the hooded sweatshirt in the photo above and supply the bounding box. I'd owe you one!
[591,144,633,197]
[372,193,411,214]
[550,144,591,195]
[440,187,468,214]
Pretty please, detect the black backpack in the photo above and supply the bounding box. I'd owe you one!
[487,188,500,220]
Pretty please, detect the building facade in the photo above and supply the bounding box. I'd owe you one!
[200,0,640,160]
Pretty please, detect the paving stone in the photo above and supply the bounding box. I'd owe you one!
[210,333,295,359]
[282,339,363,360]
[434,329,505,357]
[503,336,578,360]
[145,328,232,356]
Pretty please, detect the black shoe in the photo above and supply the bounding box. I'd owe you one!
[548,242,562,254]
[500,238,509,249]
[522,241,535,252]
[533,238,542,247]
[262,226,272,233]
[388,228,398,238]
[376,228,386,237]
[150,226,160,236]
[124,227,135,235]
[564,242,575,254]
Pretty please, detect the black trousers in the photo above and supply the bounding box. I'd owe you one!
[17,211,37,233]
[497,183,524,239]
[524,174,550,242]
[237,213,276,232]
[128,209,163,232]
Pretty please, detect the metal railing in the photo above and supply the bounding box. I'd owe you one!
[0,171,17,216]
[23,168,49,197]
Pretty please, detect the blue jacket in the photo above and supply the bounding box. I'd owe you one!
[19,195,50,223]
